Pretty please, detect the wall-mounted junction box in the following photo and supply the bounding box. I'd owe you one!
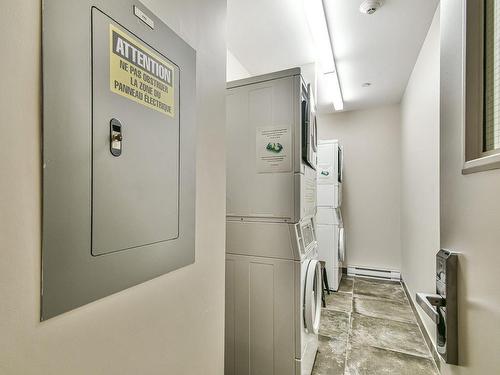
[42,0,196,320]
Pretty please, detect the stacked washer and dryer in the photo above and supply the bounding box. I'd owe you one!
[317,140,345,291]
[225,68,321,375]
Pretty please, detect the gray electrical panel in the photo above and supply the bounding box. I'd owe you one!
[42,0,196,320]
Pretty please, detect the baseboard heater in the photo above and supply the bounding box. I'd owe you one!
[347,266,401,281]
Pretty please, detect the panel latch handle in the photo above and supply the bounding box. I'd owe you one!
[416,292,445,324]
[110,118,123,157]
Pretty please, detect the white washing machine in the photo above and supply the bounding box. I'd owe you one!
[300,245,322,373]
[317,140,343,209]
[225,68,320,374]
[225,217,321,375]
[317,207,345,291]
[317,140,345,291]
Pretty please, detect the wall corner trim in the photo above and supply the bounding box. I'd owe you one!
[401,278,441,372]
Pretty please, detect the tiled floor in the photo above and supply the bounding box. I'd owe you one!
[312,277,439,375]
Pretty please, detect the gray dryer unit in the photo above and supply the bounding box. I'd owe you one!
[42,0,196,320]
[226,68,317,224]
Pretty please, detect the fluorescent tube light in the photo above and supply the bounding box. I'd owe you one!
[305,0,344,111]
[305,0,335,72]
[324,71,344,111]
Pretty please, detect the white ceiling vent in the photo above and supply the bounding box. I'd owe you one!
[359,0,383,15]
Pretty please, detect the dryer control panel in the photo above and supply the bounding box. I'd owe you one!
[294,217,317,257]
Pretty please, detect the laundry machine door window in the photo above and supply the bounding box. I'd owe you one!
[304,259,322,334]
[301,84,317,170]
[337,145,343,183]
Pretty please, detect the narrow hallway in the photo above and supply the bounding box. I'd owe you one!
[313,277,439,375]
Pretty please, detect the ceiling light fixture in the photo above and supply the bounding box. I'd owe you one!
[324,72,344,111]
[305,0,344,111]
[362,82,372,87]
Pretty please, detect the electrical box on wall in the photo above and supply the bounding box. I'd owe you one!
[42,0,196,320]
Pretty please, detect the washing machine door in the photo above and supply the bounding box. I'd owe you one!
[304,259,322,334]
[338,227,345,263]
[301,84,317,170]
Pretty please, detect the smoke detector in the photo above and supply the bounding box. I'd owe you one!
[359,0,383,15]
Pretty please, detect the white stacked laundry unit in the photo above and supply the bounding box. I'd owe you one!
[317,140,345,291]
[225,68,321,375]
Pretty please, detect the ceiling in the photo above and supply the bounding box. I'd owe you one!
[227,0,316,76]
[227,0,439,113]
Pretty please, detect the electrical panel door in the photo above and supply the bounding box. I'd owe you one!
[92,9,179,255]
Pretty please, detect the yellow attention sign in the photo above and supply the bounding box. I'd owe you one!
[109,24,175,117]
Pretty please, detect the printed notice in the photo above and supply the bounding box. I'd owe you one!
[318,163,333,182]
[109,24,175,117]
[256,126,292,173]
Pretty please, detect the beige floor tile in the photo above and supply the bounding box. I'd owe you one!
[325,291,353,313]
[319,309,350,339]
[353,296,415,323]
[349,313,430,358]
[353,278,406,302]
[338,277,353,293]
[311,335,347,375]
[345,344,438,375]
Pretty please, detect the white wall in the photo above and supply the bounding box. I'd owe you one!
[0,1,226,374]
[400,7,440,345]
[227,49,250,81]
[438,0,500,373]
[318,105,402,271]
